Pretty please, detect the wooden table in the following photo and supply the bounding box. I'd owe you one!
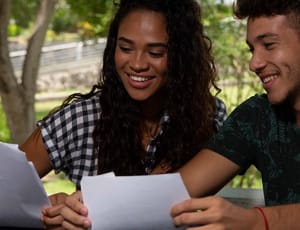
[217,187,265,208]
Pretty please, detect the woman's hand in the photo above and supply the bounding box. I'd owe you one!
[60,191,91,230]
[42,192,68,230]
[170,196,262,230]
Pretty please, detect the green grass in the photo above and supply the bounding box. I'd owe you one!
[0,108,9,142]
[42,171,76,195]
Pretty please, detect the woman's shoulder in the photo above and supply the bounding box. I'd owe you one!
[62,93,101,116]
[39,92,101,127]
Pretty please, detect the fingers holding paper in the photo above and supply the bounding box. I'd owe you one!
[42,192,68,229]
[61,191,92,230]
[170,196,259,229]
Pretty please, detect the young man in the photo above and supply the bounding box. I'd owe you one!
[171,0,300,229]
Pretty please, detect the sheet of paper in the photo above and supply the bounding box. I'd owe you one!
[0,142,50,228]
[81,173,189,230]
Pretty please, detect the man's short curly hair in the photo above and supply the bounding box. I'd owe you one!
[233,0,300,36]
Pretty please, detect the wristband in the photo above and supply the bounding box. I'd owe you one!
[254,206,269,230]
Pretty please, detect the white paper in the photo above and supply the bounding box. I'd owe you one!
[81,173,189,230]
[0,142,50,228]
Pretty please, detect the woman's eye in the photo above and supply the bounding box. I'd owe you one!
[149,51,164,58]
[119,46,132,53]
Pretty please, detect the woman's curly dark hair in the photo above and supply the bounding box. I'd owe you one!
[54,0,220,176]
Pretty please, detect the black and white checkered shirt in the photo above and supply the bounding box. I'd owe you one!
[38,94,226,188]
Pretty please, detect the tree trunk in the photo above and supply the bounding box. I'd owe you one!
[0,0,56,144]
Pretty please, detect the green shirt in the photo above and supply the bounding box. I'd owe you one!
[208,94,300,205]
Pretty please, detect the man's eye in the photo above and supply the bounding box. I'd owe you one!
[264,42,275,49]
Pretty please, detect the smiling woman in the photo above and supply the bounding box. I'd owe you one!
[19,0,227,229]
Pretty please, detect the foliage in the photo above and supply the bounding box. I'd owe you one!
[7,22,21,37]
[9,0,116,40]
[230,166,262,189]
[0,104,10,142]
[66,0,116,37]
[196,0,263,113]
[51,0,79,34]
[10,0,39,29]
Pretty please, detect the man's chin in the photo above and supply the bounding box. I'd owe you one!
[267,93,294,107]
[267,94,284,105]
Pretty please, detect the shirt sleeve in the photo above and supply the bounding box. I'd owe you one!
[208,95,265,173]
[36,96,100,186]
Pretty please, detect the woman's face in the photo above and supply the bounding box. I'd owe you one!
[115,9,168,101]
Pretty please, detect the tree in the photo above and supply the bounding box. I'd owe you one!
[0,0,56,144]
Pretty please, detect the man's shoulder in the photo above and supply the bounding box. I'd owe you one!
[241,93,269,107]
[230,93,269,116]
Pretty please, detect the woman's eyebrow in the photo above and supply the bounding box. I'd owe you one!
[118,36,167,48]
[117,37,133,44]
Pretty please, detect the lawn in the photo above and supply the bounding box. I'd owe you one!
[42,171,76,195]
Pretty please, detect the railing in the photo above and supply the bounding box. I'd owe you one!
[9,38,106,72]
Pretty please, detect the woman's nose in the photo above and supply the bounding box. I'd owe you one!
[129,53,149,72]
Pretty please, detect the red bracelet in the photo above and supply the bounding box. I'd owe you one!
[254,206,269,230]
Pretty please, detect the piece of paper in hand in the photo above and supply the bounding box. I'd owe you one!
[81,173,189,230]
[0,142,50,228]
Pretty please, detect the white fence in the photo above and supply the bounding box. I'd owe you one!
[9,38,106,72]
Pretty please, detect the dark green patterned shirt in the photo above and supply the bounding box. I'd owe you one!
[207,94,300,206]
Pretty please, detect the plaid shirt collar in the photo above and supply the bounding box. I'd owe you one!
[142,97,227,174]
[143,111,170,174]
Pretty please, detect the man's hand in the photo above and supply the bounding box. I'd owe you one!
[170,196,262,230]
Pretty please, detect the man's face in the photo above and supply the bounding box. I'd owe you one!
[246,15,300,106]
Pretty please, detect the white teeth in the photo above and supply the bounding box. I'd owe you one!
[262,75,277,83]
[130,75,149,82]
